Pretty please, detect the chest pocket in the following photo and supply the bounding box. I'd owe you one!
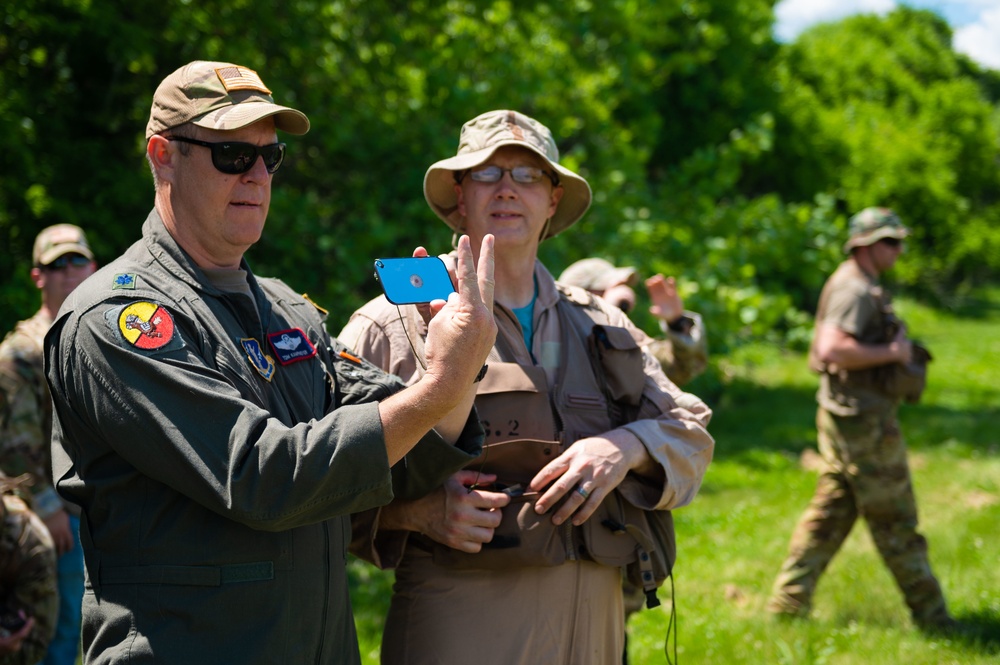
[474,362,558,447]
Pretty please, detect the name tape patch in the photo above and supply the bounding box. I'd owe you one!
[267,328,317,366]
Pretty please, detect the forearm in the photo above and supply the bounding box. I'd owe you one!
[379,374,466,465]
[818,334,901,370]
[428,384,478,444]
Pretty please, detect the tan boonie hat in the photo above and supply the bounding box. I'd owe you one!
[843,207,910,252]
[145,61,310,140]
[424,110,592,240]
[558,258,637,292]
[33,224,94,266]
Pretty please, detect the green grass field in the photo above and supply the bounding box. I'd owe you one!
[349,289,1000,664]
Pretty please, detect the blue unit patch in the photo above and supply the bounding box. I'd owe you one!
[267,328,317,366]
[241,338,276,382]
[112,273,138,290]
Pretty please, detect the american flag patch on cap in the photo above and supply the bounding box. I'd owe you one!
[215,66,272,95]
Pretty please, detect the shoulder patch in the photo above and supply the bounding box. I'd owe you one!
[114,301,181,352]
[112,273,138,290]
[267,328,317,366]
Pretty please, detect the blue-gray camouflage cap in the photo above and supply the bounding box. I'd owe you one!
[145,61,310,140]
[843,207,910,253]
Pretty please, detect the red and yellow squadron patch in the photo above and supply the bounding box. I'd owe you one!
[118,302,175,350]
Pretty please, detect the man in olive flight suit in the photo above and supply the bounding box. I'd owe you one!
[44,60,496,665]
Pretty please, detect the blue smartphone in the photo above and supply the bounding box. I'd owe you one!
[374,257,455,305]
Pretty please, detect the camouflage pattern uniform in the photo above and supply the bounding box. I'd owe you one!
[645,316,707,387]
[768,209,950,629]
[0,311,66,523]
[0,473,58,664]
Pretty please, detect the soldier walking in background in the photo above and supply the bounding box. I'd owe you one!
[767,207,954,632]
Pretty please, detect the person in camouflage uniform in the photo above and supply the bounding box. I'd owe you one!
[0,224,96,665]
[0,472,58,664]
[767,207,953,631]
[558,258,708,387]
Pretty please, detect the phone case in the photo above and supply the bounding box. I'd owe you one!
[374,256,455,305]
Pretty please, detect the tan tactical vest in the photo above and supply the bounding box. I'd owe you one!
[426,288,673,607]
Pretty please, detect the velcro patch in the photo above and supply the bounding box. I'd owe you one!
[215,66,272,95]
[117,302,176,351]
[112,273,137,290]
[241,338,276,382]
[267,328,317,366]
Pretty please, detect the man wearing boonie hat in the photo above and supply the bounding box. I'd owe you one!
[768,207,955,632]
[559,257,708,387]
[44,61,496,664]
[1,223,95,665]
[340,109,714,663]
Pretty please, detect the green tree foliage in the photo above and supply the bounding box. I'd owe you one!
[759,7,1000,302]
[2,1,998,353]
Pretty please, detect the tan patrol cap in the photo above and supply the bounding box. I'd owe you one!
[33,224,94,266]
[145,61,310,140]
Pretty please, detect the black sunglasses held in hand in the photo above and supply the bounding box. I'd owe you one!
[168,137,286,174]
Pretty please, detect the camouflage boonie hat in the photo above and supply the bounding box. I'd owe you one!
[145,61,310,140]
[558,258,637,292]
[32,223,94,266]
[843,207,910,252]
[423,110,592,240]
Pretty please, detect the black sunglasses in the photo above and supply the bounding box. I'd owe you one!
[168,137,286,175]
[879,237,903,248]
[42,254,91,271]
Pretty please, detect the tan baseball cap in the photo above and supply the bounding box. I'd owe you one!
[33,224,94,266]
[558,258,637,292]
[843,207,910,252]
[423,110,592,240]
[145,61,310,140]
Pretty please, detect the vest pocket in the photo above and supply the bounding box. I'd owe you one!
[475,362,557,446]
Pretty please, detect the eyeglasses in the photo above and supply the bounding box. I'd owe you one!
[167,137,286,175]
[42,254,91,271]
[459,165,559,187]
[879,237,903,248]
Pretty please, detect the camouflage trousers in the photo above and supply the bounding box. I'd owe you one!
[767,407,949,627]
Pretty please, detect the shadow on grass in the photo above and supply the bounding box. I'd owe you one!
[946,609,1000,654]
